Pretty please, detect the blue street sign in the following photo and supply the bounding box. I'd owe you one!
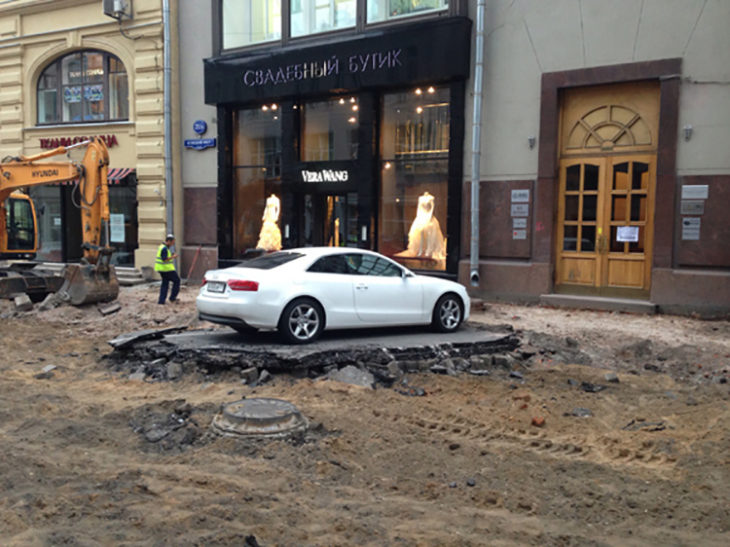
[184,138,216,151]
[193,120,207,135]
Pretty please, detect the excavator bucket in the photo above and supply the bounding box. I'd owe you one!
[58,263,119,306]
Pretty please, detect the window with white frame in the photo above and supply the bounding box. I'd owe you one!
[367,0,448,23]
[220,0,449,48]
[291,0,356,37]
[223,0,282,48]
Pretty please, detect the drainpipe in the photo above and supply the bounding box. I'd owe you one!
[469,0,486,287]
[163,0,173,236]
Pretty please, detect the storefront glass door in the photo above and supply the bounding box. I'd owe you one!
[303,193,358,247]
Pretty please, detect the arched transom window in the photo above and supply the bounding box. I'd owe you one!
[566,105,652,152]
[37,50,129,125]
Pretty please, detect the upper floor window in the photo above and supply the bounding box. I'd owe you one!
[37,50,128,125]
[291,0,356,37]
[223,0,281,48]
[220,0,449,49]
[367,0,448,23]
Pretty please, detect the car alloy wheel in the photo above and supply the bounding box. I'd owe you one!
[279,298,324,344]
[433,294,463,333]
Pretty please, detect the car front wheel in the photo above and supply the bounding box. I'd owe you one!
[432,293,463,333]
[278,297,324,344]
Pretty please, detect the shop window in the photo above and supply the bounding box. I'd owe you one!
[367,0,448,24]
[223,0,281,48]
[37,51,128,125]
[301,97,359,161]
[292,0,356,36]
[233,106,283,258]
[108,182,139,267]
[379,86,449,271]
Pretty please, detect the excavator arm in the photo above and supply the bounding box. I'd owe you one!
[0,137,118,305]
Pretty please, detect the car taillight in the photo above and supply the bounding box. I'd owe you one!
[227,279,259,291]
[201,278,207,286]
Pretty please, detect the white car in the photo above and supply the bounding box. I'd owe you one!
[196,247,470,344]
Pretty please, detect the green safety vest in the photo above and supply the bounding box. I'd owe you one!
[154,243,175,272]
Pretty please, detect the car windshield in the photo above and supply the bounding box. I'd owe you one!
[238,252,304,270]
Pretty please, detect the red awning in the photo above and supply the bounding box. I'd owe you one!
[53,167,134,185]
[107,167,135,181]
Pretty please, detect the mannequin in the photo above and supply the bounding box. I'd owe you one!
[256,194,282,251]
[396,192,446,261]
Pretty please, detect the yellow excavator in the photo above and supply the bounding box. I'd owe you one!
[0,136,119,305]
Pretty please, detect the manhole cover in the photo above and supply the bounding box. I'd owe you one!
[212,398,308,438]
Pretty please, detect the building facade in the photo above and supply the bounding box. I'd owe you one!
[463,0,729,317]
[184,0,728,316]
[0,0,181,269]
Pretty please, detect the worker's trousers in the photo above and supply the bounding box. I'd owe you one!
[158,270,180,304]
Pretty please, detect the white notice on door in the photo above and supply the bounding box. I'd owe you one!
[616,226,639,242]
[110,213,125,243]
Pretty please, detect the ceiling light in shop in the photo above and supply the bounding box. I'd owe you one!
[350,97,356,103]
[416,106,423,114]
[427,86,435,94]
[352,105,359,111]
[384,162,392,170]
[261,105,268,111]
[348,116,357,123]
[339,98,345,105]
[415,88,422,95]
[271,104,278,110]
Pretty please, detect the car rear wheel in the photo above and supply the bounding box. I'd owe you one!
[432,293,463,333]
[278,297,324,344]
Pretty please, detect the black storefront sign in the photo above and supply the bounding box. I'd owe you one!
[204,17,472,104]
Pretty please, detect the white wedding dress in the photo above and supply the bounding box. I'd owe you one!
[256,194,282,251]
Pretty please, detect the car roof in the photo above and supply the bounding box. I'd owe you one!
[285,247,381,258]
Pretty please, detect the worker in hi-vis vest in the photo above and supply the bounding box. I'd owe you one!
[155,234,180,304]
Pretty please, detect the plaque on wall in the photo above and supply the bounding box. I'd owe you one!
[681,217,701,241]
[510,203,529,217]
[512,218,527,229]
[680,200,705,215]
[511,189,530,203]
[512,229,527,240]
[681,185,709,200]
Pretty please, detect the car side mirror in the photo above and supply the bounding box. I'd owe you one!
[401,269,414,279]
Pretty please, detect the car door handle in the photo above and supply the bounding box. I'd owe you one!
[355,283,368,290]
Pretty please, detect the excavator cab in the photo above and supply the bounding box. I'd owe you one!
[2,192,37,257]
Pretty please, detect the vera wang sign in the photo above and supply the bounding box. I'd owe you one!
[301,169,350,183]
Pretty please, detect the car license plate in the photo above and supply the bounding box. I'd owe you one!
[207,281,226,293]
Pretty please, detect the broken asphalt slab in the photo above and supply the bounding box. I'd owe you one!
[108,326,189,350]
[107,323,519,374]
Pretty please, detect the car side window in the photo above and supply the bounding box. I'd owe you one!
[348,254,402,277]
[307,255,351,274]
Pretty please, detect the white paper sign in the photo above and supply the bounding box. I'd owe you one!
[53,216,61,226]
[616,226,639,242]
[512,218,527,229]
[512,229,527,240]
[110,213,125,243]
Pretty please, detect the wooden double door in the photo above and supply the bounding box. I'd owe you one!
[555,155,656,297]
